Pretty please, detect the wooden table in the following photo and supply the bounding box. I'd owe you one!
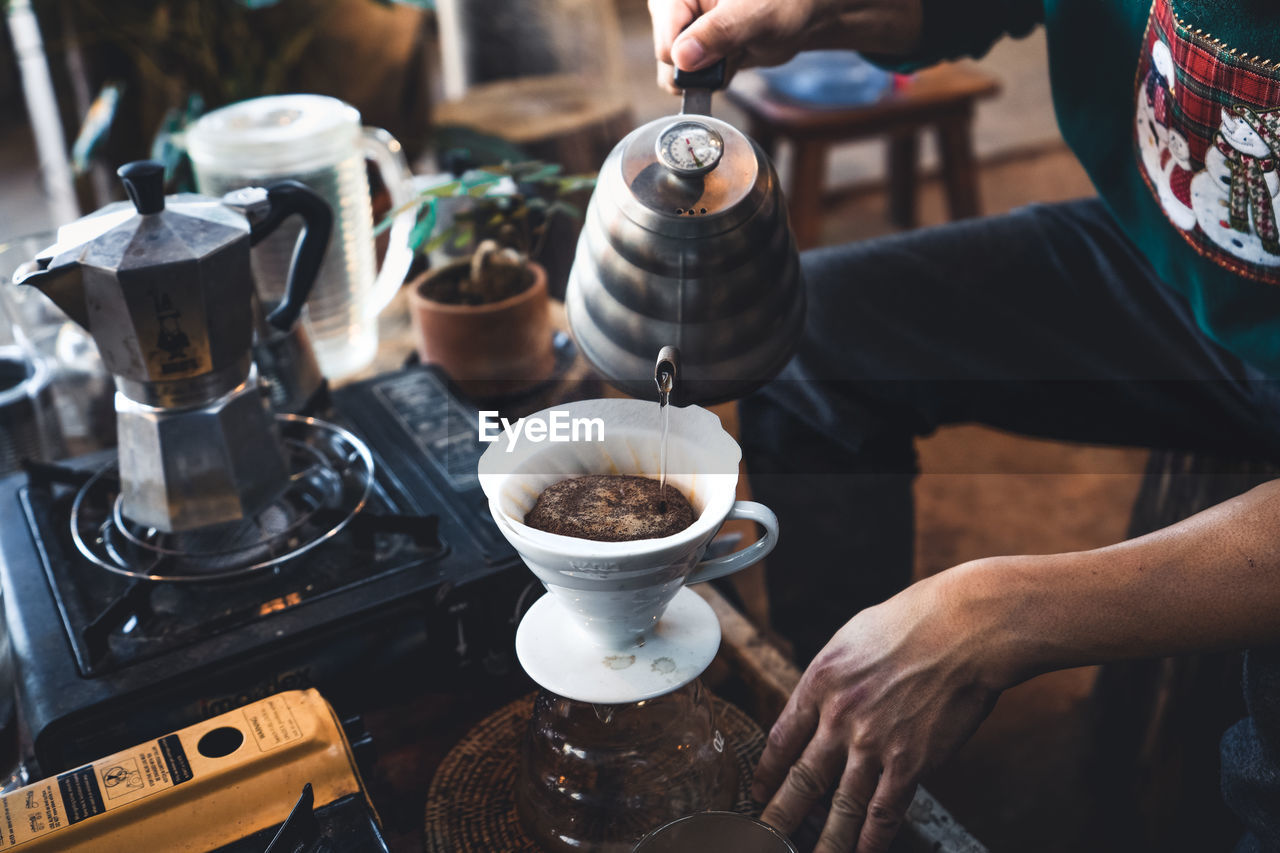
[357,292,986,851]
[726,63,1002,248]
[697,586,987,852]
[359,585,985,852]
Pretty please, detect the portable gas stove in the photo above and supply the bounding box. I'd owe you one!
[0,365,531,777]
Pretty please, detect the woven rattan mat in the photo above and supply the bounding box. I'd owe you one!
[424,692,766,852]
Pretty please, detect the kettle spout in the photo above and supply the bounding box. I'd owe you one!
[12,256,91,332]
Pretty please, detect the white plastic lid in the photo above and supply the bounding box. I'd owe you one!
[185,94,362,177]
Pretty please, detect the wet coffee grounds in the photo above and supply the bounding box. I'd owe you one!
[523,474,695,542]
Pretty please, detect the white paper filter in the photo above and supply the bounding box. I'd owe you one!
[477,398,741,554]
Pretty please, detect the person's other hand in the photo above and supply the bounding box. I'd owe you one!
[649,0,924,94]
[752,563,1007,852]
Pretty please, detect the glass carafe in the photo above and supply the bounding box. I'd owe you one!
[517,679,737,853]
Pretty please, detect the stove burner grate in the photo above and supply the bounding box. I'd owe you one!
[70,414,375,583]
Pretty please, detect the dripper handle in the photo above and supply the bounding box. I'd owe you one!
[686,500,778,585]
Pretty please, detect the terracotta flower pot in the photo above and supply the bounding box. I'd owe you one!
[409,258,555,399]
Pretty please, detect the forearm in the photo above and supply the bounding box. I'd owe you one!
[863,0,1044,69]
[951,478,1280,688]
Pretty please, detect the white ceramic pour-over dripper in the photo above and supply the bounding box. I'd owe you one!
[478,398,778,703]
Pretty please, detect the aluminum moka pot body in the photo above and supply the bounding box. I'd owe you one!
[13,161,332,532]
[566,111,805,405]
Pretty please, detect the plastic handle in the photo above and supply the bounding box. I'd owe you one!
[117,160,166,214]
[685,501,779,585]
[250,180,334,332]
[674,58,727,92]
[362,127,418,315]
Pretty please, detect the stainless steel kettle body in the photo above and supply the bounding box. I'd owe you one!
[566,94,805,405]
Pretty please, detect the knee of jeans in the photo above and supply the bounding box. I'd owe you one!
[738,390,918,475]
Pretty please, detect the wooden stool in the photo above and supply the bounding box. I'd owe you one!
[433,74,634,174]
[725,62,1001,249]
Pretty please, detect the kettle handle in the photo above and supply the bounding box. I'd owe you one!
[673,59,726,93]
[249,181,334,332]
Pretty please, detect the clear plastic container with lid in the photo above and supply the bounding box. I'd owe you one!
[186,94,417,379]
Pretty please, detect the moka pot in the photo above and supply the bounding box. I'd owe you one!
[14,161,332,532]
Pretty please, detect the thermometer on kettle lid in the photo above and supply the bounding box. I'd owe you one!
[656,59,728,178]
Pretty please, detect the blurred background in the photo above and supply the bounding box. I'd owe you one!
[0,2,1156,850]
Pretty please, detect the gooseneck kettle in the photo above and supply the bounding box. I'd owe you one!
[566,61,806,405]
[14,161,332,532]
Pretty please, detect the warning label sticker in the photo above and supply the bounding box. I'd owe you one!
[56,768,101,824]
[0,733,193,848]
[0,776,67,849]
[243,696,304,752]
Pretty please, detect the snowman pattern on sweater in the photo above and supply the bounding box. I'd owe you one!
[1135,0,1280,278]
[1191,107,1280,264]
[1136,42,1172,185]
[1162,129,1197,230]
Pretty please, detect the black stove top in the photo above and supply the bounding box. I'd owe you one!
[24,459,441,679]
[0,366,531,776]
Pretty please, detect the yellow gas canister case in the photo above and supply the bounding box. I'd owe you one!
[0,689,377,852]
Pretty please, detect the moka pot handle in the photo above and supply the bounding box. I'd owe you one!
[249,181,334,333]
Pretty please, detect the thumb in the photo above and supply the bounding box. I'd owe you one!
[671,7,749,72]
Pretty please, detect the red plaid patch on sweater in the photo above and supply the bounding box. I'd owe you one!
[1136,0,1280,280]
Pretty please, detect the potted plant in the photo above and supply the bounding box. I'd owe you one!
[392,160,594,398]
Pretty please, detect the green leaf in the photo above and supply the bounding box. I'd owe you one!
[465,175,502,197]
[451,223,475,250]
[422,181,464,198]
[375,198,424,237]
[406,202,438,251]
[72,82,123,174]
[423,231,453,253]
[516,163,563,183]
[548,201,582,220]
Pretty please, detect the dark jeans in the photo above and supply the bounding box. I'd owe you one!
[737,198,1280,846]
[742,198,1280,659]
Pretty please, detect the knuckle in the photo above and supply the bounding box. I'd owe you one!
[829,787,869,820]
[825,691,858,721]
[786,760,829,799]
[697,13,736,48]
[766,722,793,752]
[762,803,799,833]
[815,832,854,853]
[867,801,903,829]
[848,728,877,753]
[881,743,907,766]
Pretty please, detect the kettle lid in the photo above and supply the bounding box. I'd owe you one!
[610,114,770,239]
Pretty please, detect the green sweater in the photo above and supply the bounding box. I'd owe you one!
[901,0,1280,379]
[900,4,1280,843]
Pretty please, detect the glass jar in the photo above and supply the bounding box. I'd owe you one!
[517,679,737,853]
